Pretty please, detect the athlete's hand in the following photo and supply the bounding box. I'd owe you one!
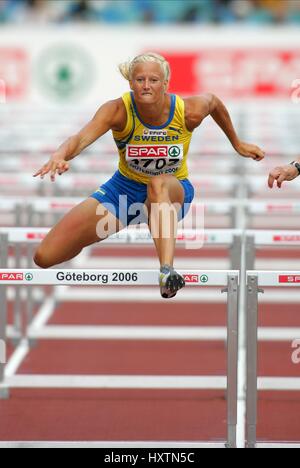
[268,165,299,189]
[33,156,70,182]
[235,141,265,162]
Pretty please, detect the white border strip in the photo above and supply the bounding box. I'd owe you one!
[256,443,300,449]
[0,441,226,448]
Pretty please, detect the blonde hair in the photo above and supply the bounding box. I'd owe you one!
[118,53,171,82]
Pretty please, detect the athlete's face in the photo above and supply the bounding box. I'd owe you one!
[130,63,168,104]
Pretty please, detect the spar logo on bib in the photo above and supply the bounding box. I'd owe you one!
[169,146,181,157]
[126,144,184,176]
[127,145,182,159]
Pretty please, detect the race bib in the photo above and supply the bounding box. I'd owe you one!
[126,144,184,177]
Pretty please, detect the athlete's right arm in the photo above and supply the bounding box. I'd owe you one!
[33,99,126,181]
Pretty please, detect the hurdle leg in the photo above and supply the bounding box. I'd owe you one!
[26,243,35,341]
[230,235,242,271]
[15,204,22,228]
[224,274,239,448]
[13,243,23,344]
[0,234,9,398]
[245,236,255,271]
[246,274,262,448]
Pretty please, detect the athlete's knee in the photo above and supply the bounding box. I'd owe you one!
[147,176,169,200]
[33,246,55,269]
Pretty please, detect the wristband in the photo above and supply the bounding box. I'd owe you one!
[290,161,300,175]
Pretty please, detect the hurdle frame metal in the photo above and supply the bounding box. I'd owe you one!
[246,271,300,449]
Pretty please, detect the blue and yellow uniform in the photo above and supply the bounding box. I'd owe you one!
[91,92,195,226]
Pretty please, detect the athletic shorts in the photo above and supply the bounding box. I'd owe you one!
[90,170,195,228]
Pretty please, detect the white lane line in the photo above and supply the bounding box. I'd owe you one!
[25,325,300,342]
[54,287,300,303]
[28,296,56,330]
[258,377,300,391]
[28,325,227,341]
[4,375,227,390]
[4,339,30,378]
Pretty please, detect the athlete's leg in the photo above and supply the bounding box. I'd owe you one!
[145,174,184,268]
[145,175,186,299]
[34,198,125,269]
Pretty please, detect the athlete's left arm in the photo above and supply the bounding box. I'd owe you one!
[185,94,265,161]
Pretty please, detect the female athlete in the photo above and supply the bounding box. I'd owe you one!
[33,52,265,299]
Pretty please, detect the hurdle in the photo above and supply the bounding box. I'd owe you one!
[0,268,239,448]
[0,173,240,198]
[5,195,300,231]
[247,177,300,198]
[245,230,300,271]
[0,195,241,229]
[3,195,300,232]
[246,271,300,449]
[0,154,237,174]
[0,227,243,342]
[0,199,23,227]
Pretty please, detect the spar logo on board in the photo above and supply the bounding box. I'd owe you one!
[27,233,47,240]
[0,273,23,281]
[0,48,28,100]
[267,205,300,213]
[159,50,300,98]
[127,146,181,158]
[50,203,75,210]
[35,44,94,102]
[183,275,199,283]
[279,275,300,284]
[273,235,300,243]
[183,274,209,284]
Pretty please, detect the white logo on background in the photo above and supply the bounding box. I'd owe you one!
[292,339,300,364]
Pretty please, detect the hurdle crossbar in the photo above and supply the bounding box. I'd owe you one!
[245,231,300,271]
[0,226,242,246]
